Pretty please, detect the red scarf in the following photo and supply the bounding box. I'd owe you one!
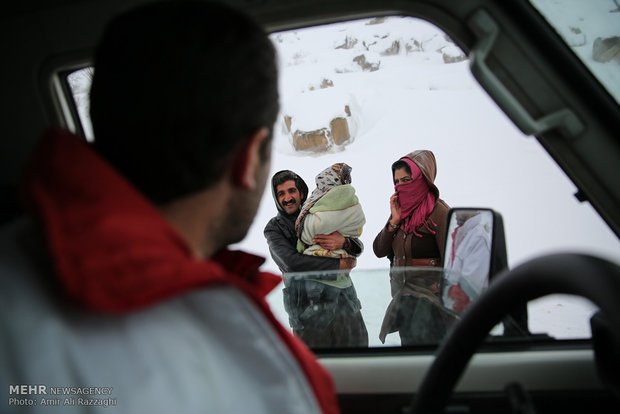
[395,158,437,237]
[21,128,339,414]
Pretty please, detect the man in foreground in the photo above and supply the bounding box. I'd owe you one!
[264,170,368,348]
[0,2,338,413]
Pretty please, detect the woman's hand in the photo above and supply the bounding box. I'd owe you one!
[389,192,402,228]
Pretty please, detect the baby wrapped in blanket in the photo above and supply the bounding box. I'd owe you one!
[295,163,366,257]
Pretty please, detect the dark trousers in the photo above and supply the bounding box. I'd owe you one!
[395,295,456,346]
[283,279,368,348]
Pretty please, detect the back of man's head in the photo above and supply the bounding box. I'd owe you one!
[90,0,279,205]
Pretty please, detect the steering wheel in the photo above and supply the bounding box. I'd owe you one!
[408,253,620,414]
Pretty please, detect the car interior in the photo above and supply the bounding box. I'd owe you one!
[2,0,620,413]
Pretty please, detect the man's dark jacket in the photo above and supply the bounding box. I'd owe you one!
[263,171,368,347]
[263,172,362,274]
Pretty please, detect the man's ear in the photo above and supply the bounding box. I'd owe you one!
[232,127,270,190]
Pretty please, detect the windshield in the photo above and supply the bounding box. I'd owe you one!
[66,15,619,351]
[280,267,484,349]
[254,16,618,349]
[529,0,620,105]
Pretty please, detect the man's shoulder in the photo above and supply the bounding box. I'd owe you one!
[264,214,281,232]
[264,212,295,232]
[264,214,279,226]
[2,281,319,413]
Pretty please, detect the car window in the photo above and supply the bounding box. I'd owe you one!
[529,0,620,105]
[65,15,620,350]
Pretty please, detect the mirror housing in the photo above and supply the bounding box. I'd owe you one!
[440,207,529,336]
[441,208,504,313]
[442,208,507,281]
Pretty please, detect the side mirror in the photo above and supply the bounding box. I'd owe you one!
[440,208,507,315]
[440,207,529,336]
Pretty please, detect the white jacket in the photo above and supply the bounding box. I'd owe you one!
[0,218,321,414]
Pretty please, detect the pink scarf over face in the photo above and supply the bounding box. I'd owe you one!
[395,158,437,237]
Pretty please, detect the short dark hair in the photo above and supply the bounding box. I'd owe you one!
[391,159,411,177]
[272,170,297,188]
[90,0,279,204]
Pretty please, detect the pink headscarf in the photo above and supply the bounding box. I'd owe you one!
[395,158,437,237]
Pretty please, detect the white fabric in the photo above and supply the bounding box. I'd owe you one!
[0,218,320,414]
[448,213,491,290]
[301,203,365,246]
[299,184,366,258]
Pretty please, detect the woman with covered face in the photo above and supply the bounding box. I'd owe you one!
[373,150,457,345]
